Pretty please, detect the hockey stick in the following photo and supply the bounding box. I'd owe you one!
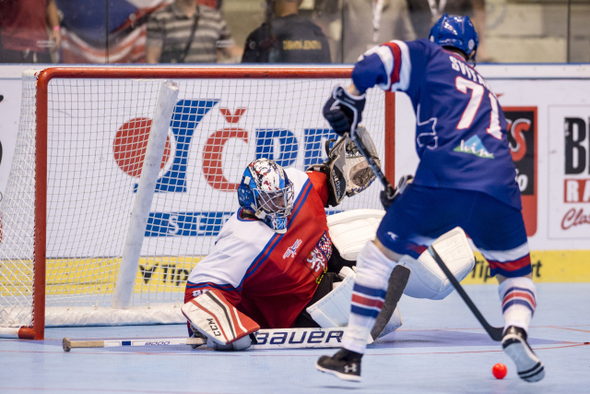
[429,246,504,341]
[62,336,200,351]
[62,327,349,352]
[371,264,410,340]
[349,127,504,342]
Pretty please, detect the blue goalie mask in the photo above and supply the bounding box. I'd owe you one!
[429,14,479,60]
[237,158,294,234]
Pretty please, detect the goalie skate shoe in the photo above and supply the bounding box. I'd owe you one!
[188,324,207,349]
[315,348,362,382]
[502,326,545,382]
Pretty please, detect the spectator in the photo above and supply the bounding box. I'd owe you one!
[0,0,61,63]
[145,0,241,64]
[406,0,492,61]
[242,0,331,63]
[197,0,222,9]
[314,0,415,63]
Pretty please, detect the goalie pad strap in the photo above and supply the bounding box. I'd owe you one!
[400,227,475,300]
[181,289,260,345]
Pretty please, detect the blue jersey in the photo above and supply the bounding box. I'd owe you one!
[352,39,521,209]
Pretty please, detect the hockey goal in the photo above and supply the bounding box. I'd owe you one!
[0,67,395,339]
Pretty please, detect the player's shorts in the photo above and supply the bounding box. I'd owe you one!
[376,184,532,278]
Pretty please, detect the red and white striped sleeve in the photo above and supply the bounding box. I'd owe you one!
[351,40,412,93]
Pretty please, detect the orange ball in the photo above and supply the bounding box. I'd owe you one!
[492,363,507,379]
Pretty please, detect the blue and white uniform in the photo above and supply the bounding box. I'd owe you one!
[353,39,531,277]
[324,17,543,381]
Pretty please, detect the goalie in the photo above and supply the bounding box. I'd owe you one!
[182,130,403,351]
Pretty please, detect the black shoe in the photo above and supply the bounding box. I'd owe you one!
[315,348,362,382]
[502,326,545,382]
[189,325,206,349]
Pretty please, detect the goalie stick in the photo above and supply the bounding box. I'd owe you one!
[62,327,360,352]
[370,264,410,340]
[349,127,504,342]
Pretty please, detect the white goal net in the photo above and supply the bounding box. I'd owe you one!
[0,67,392,338]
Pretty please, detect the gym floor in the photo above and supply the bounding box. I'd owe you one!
[1,283,588,394]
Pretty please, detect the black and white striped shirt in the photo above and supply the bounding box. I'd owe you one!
[146,4,232,63]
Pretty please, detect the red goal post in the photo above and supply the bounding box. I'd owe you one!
[0,67,395,340]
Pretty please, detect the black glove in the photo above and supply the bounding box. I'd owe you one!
[380,175,413,210]
[323,86,366,136]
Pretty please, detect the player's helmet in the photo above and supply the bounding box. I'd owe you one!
[428,14,479,60]
[237,158,294,234]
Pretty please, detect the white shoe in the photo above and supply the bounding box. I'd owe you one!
[502,326,545,382]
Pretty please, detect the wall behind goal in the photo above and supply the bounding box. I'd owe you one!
[0,64,589,286]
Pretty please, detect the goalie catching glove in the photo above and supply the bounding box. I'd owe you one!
[307,125,380,207]
[182,289,260,351]
[345,125,381,197]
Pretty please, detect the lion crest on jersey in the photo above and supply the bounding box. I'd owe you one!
[306,249,325,273]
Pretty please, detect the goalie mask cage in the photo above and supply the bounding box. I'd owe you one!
[0,67,395,339]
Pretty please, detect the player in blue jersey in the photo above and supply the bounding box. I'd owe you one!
[315,14,545,383]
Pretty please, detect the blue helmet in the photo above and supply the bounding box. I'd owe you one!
[429,14,479,60]
[237,158,294,234]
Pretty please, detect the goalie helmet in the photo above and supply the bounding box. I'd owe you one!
[237,158,294,234]
[429,14,478,60]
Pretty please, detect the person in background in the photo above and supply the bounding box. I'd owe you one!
[242,0,331,63]
[0,0,61,63]
[145,0,242,63]
[406,0,491,61]
[313,0,415,63]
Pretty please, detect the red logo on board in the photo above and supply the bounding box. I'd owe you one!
[505,107,537,236]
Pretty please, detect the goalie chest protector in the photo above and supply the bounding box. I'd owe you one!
[186,169,332,329]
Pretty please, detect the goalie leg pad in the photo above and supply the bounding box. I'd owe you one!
[182,289,260,349]
[378,306,403,339]
[327,209,385,261]
[400,227,475,300]
[370,264,410,340]
[306,266,403,340]
[306,268,356,328]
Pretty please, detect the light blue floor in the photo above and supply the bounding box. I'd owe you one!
[1,283,589,394]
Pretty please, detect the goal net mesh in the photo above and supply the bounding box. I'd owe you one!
[0,69,388,330]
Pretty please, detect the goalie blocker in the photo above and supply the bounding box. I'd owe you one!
[307,125,380,207]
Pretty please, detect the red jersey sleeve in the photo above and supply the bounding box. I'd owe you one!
[306,171,329,207]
